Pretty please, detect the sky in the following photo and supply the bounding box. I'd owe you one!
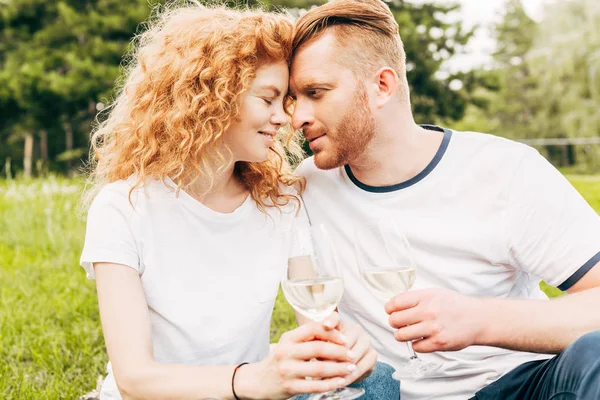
[408,0,546,72]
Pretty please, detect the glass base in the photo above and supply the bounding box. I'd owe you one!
[391,357,440,380]
[308,387,365,400]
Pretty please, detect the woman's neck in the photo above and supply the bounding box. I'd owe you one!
[185,162,250,213]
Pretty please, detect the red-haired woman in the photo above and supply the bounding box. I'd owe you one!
[80,4,376,400]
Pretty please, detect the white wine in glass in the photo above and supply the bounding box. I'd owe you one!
[281,277,344,322]
[361,267,416,299]
[284,224,364,400]
[355,219,440,380]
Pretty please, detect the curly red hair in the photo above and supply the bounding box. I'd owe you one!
[85,3,304,211]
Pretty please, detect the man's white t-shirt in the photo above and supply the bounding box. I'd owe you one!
[81,176,305,399]
[295,126,600,400]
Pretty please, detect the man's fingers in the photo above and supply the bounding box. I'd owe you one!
[411,337,440,353]
[384,291,421,315]
[393,322,430,343]
[388,306,423,329]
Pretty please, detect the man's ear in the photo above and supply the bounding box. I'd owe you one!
[373,67,398,108]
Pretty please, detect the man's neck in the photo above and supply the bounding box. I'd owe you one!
[348,118,445,188]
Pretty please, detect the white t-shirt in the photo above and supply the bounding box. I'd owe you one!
[295,126,600,400]
[81,176,306,399]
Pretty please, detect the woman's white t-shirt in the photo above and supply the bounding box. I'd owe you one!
[80,176,306,399]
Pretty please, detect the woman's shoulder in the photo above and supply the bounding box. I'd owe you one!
[90,175,174,210]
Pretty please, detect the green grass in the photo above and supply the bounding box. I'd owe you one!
[0,177,105,399]
[2,174,599,398]
[566,175,600,212]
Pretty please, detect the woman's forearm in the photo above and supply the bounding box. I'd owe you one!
[116,361,262,400]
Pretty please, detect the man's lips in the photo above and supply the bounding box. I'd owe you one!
[308,134,326,151]
[307,133,326,142]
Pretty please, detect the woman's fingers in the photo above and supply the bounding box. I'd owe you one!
[349,330,370,363]
[280,320,347,346]
[321,311,341,330]
[282,376,350,395]
[350,348,378,383]
[278,359,356,380]
[278,340,352,362]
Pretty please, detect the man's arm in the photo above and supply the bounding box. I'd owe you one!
[475,262,600,353]
[386,262,600,354]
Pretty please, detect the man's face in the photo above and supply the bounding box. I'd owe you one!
[290,33,375,170]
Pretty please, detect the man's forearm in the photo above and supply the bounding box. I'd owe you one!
[475,287,600,353]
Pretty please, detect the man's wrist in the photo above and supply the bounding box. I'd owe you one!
[472,297,495,346]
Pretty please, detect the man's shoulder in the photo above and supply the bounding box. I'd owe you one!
[295,156,329,176]
[294,156,317,176]
[450,129,538,164]
[294,157,346,194]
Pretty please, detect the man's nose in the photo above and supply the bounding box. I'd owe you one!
[291,100,314,131]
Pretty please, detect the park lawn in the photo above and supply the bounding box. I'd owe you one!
[1,174,599,398]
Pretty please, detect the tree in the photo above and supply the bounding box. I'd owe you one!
[0,0,478,173]
[528,0,600,140]
[387,0,475,123]
[0,0,164,176]
[486,0,540,140]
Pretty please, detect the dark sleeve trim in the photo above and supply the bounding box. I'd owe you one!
[557,250,600,291]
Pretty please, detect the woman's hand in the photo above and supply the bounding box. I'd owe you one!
[335,319,378,384]
[235,312,358,399]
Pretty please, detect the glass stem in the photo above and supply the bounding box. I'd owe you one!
[405,341,419,360]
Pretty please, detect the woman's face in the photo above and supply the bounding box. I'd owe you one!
[223,61,290,163]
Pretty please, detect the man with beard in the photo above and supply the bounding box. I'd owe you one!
[289,0,600,399]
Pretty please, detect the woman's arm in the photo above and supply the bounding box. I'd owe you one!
[95,262,356,400]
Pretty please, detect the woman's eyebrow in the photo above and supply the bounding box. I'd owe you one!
[256,85,281,97]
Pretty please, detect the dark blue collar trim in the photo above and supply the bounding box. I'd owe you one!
[344,125,452,193]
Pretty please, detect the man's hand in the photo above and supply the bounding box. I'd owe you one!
[384,288,486,353]
[323,316,378,384]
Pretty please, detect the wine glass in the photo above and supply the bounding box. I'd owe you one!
[282,224,365,400]
[354,219,440,380]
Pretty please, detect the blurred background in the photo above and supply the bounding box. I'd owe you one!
[1,0,598,398]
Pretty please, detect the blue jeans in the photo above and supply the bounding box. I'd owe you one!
[293,361,399,400]
[473,330,600,400]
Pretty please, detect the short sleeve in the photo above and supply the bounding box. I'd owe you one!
[506,149,600,290]
[80,186,141,279]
